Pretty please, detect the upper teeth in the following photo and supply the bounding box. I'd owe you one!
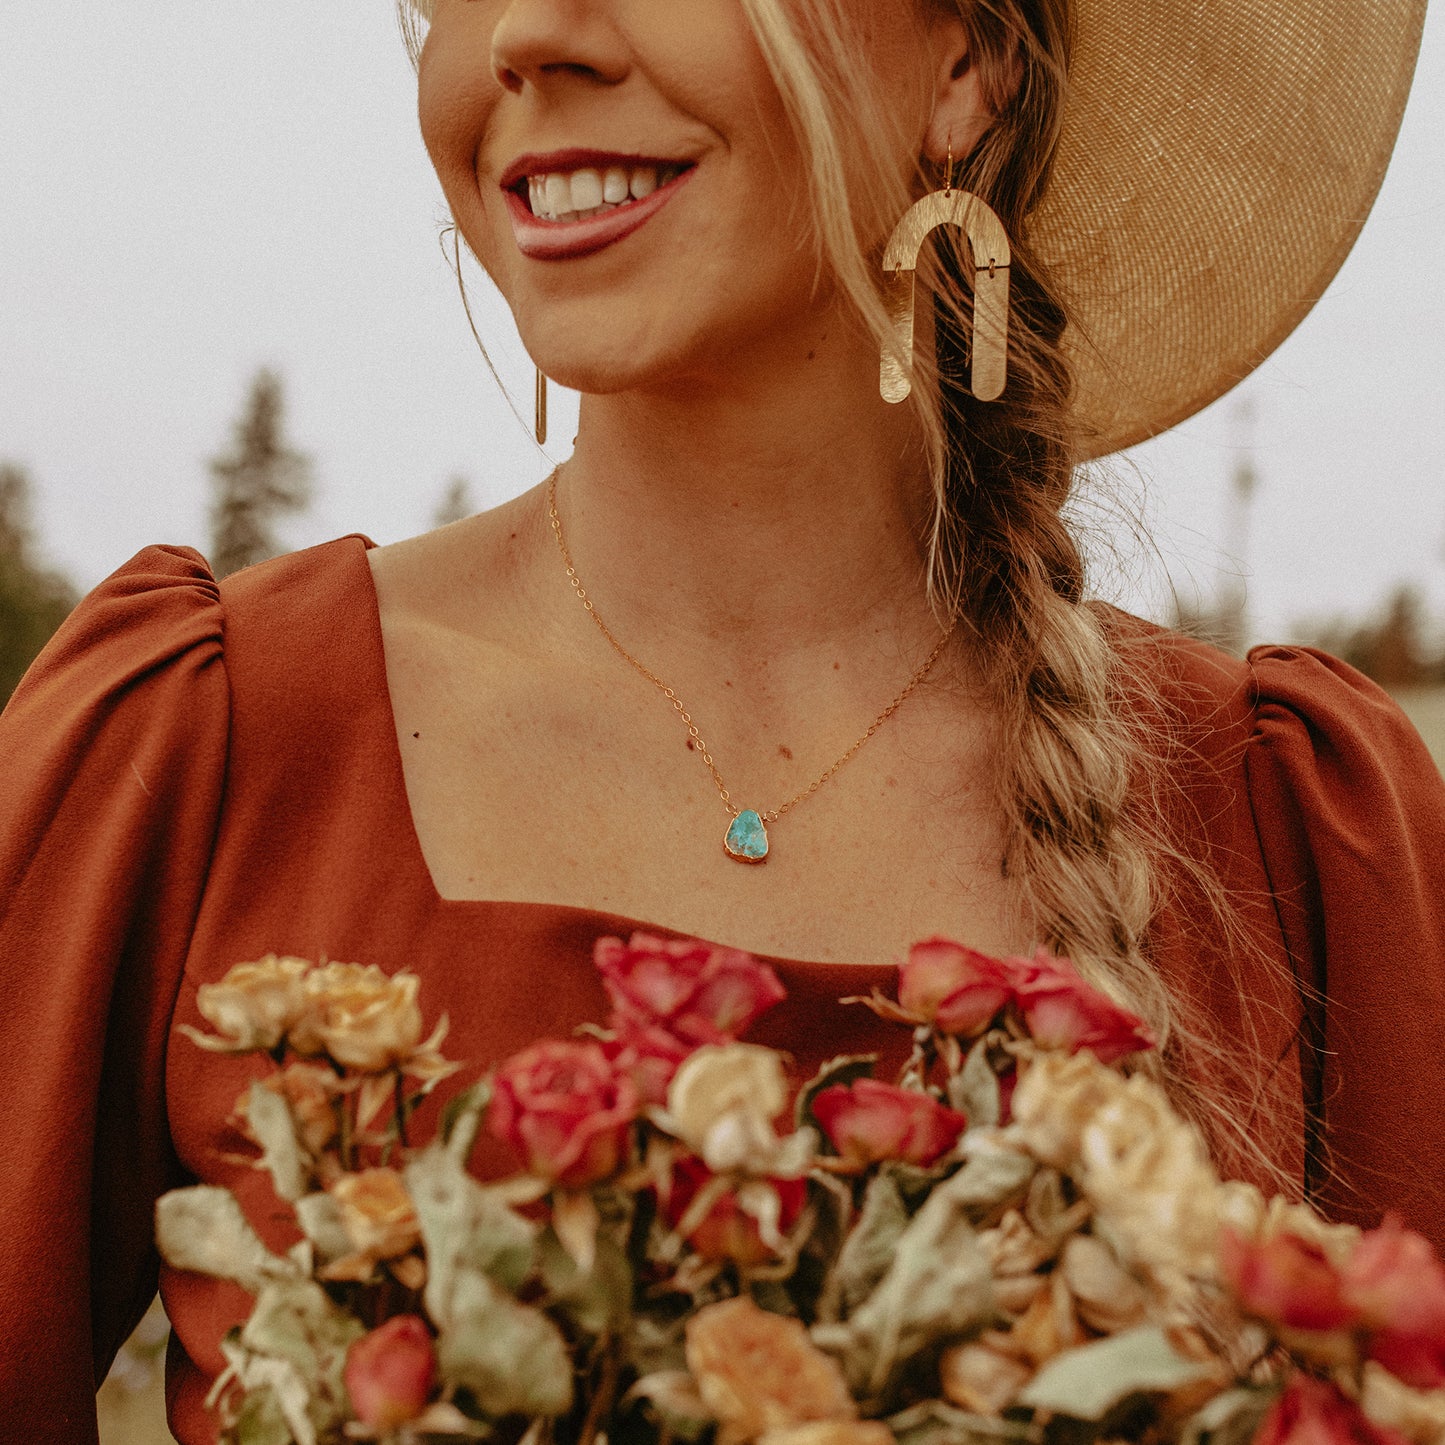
[526,164,685,223]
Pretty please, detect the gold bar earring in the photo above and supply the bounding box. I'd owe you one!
[535,368,549,446]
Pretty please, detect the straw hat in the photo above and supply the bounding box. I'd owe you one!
[1035,0,1428,458]
[402,0,1428,459]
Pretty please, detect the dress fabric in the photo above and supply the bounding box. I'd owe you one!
[1,538,1443,1443]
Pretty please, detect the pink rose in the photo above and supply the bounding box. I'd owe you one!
[1254,1375,1412,1445]
[489,1039,639,1188]
[1010,950,1156,1063]
[596,934,786,1048]
[344,1315,436,1430]
[811,1079,967,1168]
[1342,1217,1445,1389]
[664,1156,807,1266]
[897,939,1014,1036]
[605,1021,694,1106]
[1219,1227,1357,1332]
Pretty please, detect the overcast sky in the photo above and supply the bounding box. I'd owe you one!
[1,3,1441,644]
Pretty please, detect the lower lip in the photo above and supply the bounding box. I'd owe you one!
[504,168,695,261]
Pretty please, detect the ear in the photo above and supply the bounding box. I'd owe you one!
[921,16,1015,166]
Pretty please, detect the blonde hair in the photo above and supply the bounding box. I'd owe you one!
[395,0,1277,1175]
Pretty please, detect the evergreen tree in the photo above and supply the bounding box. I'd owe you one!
[209,370,313,578]
[0,462,79,707]
[433,474,475,528]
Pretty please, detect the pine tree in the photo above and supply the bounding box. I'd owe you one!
[0,462,80,707]
[209,370,313,579]
[433,475,475,528]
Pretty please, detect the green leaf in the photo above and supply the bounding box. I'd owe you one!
[819,1172,910,1323]
[406,1145,537,1328]
[830,1163,997,1401]
[442,1079,493,1165]
[292,1193,350,1265]
[948,1038,1001,1129]
[155,1186,296,1294]
[437,1267,575,1419]
[231,1385,295,1445]
[1016,1326,1219,1420]
[538,1226,633,1337]
[889,1400,1043,1445]
[942,1147,1036,1219]
[1179,1386,1278,1445]
[795,1054,879,1140]
[243,1081,313,1203]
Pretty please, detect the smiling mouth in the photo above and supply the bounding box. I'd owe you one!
[507,157,693,225]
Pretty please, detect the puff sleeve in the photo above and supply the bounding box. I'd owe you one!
[1246,645,1445,1251]
[0,546,229,1440]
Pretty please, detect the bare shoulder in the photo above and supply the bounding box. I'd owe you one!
[366,486,550,644]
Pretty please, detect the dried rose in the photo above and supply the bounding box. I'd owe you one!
[1362,1362,1445,1445]
[489,1038,638,1187]
[344,1315,436,1430]
[897,938,1015,1036]
[685,1296,856,1445]
[939,1341,1033,1415]
[181,955,311,1054]
[607,1020,694,1105]
[1343,1217,1445,1389]
[596,933,786,1049]
[812,1079,966,1168]
[1010,950,1156,1063]
[324,1167,422,1281]
[665,1156,807,1266]
[1220,1226,1357,1332]
[247,1061,341,1158]
[289,963,455,1080]
[666,1043,790,1172]
[1059,1234,1149,1333]
[1256,1374,1413,1445]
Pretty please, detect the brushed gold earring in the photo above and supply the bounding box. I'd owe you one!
[535,368,549,445]
[879,142,1011,404]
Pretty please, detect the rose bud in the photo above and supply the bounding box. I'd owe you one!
[344,1315,436,1430]
[664,1156,807,1266]
[594,934,786,1048]
[1254,1374,1412,1445]
[1343,1217,1445,1389]
[489,1038,639,1188]
[1219,1226,1357,1332]
[897,938,1014,1036]
[1010,950,1156,1063]
[812,1079,966,1169]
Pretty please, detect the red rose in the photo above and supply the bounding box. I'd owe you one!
[1010,950,1155,1063]
[1219,1227,1357,1333]
[595,934,786,1049]
[1254,1375,1412,1445]
[897,939,1014,1036]
[489,1039,639,1188]
[344,1315,436,1430]
[663,1155,807,1266]
[606,1020,694,1105]
[812,1079,967,1168]
[1342,1217,1445,1389]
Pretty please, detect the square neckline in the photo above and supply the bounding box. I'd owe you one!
[345,535,899,982]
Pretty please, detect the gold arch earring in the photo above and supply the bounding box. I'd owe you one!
[879,139,1011,404]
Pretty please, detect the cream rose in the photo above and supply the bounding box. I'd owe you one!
[666,1044,789,1173]
[290,962,425,1072]
[322,1167,422,1282]
[182,954,312,1054]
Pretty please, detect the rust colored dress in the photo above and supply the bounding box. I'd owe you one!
[2,540,1444,1443]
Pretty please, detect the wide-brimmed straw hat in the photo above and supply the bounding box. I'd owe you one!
[1043,0,1429,458]
[401,0,1428,460]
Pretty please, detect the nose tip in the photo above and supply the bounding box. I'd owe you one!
[489,1,628,94]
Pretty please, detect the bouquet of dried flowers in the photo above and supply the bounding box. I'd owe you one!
[157,938,1445,1445]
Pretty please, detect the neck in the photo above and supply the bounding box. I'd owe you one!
[551,307,940,668]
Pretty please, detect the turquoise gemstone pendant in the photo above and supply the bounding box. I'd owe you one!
[724,809,770,863]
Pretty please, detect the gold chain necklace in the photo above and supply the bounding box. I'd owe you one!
[546,470,955,864]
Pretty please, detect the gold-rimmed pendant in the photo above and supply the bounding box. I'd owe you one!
[724,809,770,863]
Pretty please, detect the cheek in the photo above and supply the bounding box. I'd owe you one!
[417,22,500,220]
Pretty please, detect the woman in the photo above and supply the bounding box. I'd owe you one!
[0,0,1439,1438]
